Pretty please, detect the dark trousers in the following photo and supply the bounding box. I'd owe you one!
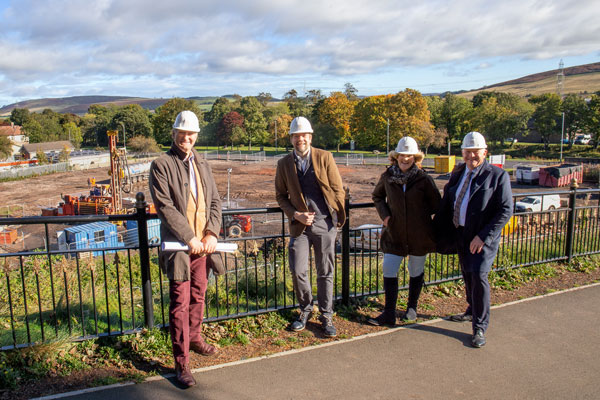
[461,267,490,333]
[169,255,209,366]
[456,227,491,333]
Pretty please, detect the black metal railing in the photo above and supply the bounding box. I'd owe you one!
[0,182,598,350]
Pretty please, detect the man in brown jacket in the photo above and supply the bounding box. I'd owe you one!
[275,116,345,337]
[149,111,221,387]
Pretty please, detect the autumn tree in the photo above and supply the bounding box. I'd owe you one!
[350,95,388,149]
[413,122,447,155]
[217,111,244,147]
[127,136,161,153]
[152,98,204,144]
[351,89,432,151]
[529,93,561,150]
[312,92,354,151]
[268,114,293,149]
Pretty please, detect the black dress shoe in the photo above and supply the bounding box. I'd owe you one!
[367,310,396,326]
[450,312,473,322]
[289,311,312,332]
[471,329,486,348]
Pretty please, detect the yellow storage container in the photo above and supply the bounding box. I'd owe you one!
[501,215,518,236]
[434,156,455,173]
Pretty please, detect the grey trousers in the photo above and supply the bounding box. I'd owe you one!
[288,217,336,317]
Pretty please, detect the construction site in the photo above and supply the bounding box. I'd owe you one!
[1,141,598,255]
[0,145,388,254]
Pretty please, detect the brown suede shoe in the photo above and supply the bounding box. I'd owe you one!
[175,363,196,388]
[190,340,218,356]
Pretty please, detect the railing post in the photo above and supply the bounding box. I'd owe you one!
[565,178,578,263]
[341,187,350,305]
[136,192,154,329]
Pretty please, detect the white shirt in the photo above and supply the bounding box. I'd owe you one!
[453,164,483,227]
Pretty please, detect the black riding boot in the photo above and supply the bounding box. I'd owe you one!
[367,277,398,326]
[403,273,424,320]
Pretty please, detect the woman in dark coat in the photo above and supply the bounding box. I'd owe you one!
[367,137,441,326]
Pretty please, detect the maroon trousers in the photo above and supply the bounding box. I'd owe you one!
[169,255,209,366]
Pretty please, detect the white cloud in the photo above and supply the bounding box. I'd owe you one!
[0,0,599,103]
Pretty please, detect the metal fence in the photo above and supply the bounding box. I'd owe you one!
[0,184,599,350]
[0,163,70,180]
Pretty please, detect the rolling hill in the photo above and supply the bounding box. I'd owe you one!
[0,95,228,116]
[1,62,599,116]
[456,62,600,99]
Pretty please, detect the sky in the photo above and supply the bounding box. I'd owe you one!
[0,0,599,107]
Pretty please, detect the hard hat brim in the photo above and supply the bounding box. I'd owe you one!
[173,127,200,134]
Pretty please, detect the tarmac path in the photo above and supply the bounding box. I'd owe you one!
[36,283,600,400]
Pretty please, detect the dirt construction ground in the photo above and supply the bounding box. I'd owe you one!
[0,157,597,252]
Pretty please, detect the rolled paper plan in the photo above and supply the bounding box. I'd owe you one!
[161,241,238,253]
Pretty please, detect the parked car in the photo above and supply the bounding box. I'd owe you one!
[347,224,382,251]
[574,134,592,145]
[515,195,561,213]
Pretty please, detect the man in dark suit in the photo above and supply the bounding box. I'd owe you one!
[440,131,513,348]
[275,116,346,337]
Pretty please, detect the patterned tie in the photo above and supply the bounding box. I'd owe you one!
[453,170,472,227]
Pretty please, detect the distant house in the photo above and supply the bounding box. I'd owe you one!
[20,141,74,160]
[0,123,28,160]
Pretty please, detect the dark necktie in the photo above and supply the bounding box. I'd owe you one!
[453,170,472,228]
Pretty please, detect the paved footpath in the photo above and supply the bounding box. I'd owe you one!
[38,283,600,400]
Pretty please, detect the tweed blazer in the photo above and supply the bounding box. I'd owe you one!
[275,147,346,237]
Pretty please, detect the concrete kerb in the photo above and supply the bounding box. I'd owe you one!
[31,281,600,400]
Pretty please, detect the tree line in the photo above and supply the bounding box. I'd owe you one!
[7,86,600,154]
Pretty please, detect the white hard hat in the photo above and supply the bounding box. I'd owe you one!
[289,116,313,135]
[461,131,487,149]
[173,110,200,133]
[395,136,419,155]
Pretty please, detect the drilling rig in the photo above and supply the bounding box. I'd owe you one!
[50,130,138,216]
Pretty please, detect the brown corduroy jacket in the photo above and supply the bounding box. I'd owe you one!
[149,145,222,280]
[275,147,346,237]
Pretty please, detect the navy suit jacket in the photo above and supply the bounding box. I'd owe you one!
[441,161,513,272]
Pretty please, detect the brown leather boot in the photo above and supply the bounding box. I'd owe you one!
[190,340,218,356]
[175,362,196,387]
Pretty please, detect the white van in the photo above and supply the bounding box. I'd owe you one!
[515,195,561,212]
